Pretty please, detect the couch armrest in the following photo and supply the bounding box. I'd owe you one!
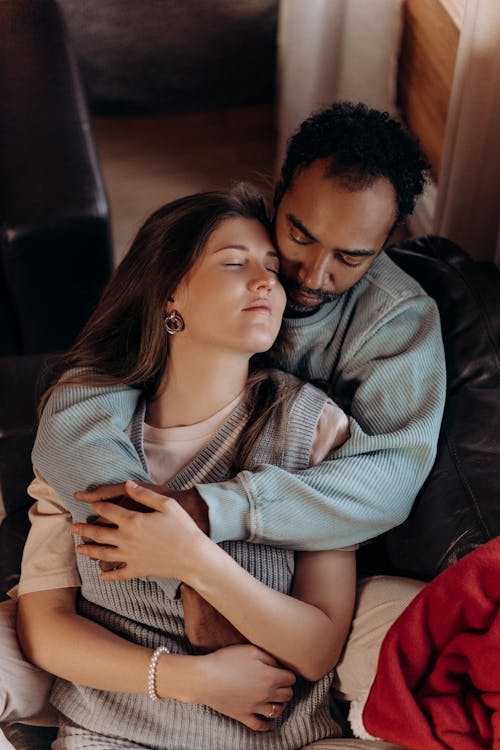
[0,355,53,513]
[0,355,55,599]
[0,0,112,354]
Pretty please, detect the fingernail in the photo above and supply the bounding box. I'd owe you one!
[128,480,139,489]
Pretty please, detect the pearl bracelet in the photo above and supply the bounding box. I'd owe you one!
[147,646,170,701]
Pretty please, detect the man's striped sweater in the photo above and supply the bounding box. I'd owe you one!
[33,251,446,550]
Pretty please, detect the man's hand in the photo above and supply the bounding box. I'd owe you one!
[162,486,209,535]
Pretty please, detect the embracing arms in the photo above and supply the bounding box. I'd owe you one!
[15,479,295,730]
[17,481,354,731]
[200,297,446,548]
[17,588,295,731]
[32,295,445,550]
[72,482,356,682]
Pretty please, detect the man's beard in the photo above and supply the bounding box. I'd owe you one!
[281,277,341,314]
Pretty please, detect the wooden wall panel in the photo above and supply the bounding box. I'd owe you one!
[398,0,460,180]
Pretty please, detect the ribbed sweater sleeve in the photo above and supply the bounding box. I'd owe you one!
[32,256,446,549]
[203,293,446,549]
[32,380,151,506]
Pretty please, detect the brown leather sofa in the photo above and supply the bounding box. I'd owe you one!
[3,242,499,750]
[0,0,113,597]
[0,3,112,746]
[1,1,499,748]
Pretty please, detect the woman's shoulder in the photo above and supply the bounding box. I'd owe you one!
[260,370,332,463]
[266,368,350,462]
[267,367,330,403]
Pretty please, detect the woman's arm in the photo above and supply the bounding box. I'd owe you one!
[190,544,356,681]
[74,482,356,681]
[17,588,295,731]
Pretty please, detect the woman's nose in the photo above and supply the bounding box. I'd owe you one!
[250,268,277,292]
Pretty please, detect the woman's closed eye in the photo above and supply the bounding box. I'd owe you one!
[223,262,280,275]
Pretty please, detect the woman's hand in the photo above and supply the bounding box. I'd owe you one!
[186,644,296,731]
[72,481,210,581]
[75,481,209,533]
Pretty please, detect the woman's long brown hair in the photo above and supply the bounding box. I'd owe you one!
[39,185,302,471]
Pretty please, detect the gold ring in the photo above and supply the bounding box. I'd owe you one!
[268,703,276,719]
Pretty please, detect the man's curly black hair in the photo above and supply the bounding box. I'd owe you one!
[276,101,429,228]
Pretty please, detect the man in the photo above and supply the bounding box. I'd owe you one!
[1,102,445,744]
[32,101,446,549]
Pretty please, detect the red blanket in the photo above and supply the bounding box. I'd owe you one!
[363,536,500,749]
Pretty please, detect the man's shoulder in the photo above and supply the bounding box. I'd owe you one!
[42,370,141,417]
[338,250,440,347]
[362,250,427,305]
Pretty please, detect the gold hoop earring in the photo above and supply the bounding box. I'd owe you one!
[164,310,185,334]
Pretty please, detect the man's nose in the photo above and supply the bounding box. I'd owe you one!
[299,250,331,290]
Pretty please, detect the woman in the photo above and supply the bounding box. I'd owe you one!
[17,186,356,749]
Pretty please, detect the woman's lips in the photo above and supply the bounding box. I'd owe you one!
[242,303,272,314]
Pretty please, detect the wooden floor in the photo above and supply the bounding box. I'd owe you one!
[92,103,277,264]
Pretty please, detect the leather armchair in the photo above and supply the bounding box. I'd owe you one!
[0,0,112,357]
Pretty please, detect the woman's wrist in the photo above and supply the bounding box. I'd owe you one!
[187,539,241,608]
[155,653,206,704]
[181,533,221,590]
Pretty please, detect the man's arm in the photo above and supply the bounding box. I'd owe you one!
[32,379,151,511]
[33,297,445,549]
[199,295,446,549]
[72,482,356,682]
